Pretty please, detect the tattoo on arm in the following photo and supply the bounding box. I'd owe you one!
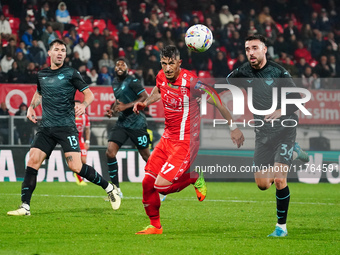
[66,156,73,163]
[82,101,89,108]
[30,94,42,109]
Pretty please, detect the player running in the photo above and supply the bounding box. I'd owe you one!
[226,34,309,237]
[7,39,120,216]
[74,100,91,185]
[133,45,245,234]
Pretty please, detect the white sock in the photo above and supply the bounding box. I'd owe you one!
[276,223,287,231]
[21,203,30,211]
[117,188,121,193]
[293,151,298,160]
[105,183,113,193]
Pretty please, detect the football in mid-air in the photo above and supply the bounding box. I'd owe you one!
[185,24,213,53]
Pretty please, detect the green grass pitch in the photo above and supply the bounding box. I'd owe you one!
[0,182,339,255]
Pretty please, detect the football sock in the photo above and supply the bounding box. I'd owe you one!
[276,223,287,231]
[154,171,199,195]
[276,186,290,224]
[107,157,119,188]
[142,173,161,229]
[78,164,109,190]
[21,167,38,206]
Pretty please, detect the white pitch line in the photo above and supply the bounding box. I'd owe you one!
[1,193,338,206]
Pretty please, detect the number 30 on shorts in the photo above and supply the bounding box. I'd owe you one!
[161,162,175,175]
[137,135,148,147]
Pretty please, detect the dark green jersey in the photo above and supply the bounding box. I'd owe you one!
[112,75,147,129]
[37,65,88,127]
[227,60,298,133]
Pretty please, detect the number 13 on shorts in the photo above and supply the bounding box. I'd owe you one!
[161,162,175,175]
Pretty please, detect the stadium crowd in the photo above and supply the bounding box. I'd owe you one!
[0,0,339,89]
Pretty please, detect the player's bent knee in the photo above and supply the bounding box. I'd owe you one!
[105,149,117,159]
[255,179,271,190]
[274,178,287,189]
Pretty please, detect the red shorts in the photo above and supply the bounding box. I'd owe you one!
[79,138,87,157]
[145,137,199,182]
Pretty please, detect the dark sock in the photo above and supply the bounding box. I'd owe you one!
[276,186,290,224]
[21,167,38,206]
[107,157,119,188]
[78,164,109,190]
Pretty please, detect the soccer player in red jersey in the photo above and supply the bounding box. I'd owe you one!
[133,45,245,234]
[74,100,91,185]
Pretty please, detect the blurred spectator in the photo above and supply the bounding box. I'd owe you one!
[133,2,148,27]
[294,40,312,63]
[233,53,247,69]
[118,25,135,49]
[325,32,338,53]
[21,27,34,47]
[77,65,91,84]
[41,25,58,50]
[63,36,73,57]
[311,30,326,60]
[319,9,332,33]
[219,5,234,28]
[295,57,311,76]
[19,15,35,38]
[281,56,299,77]
[149,13,160,32]
[8,61,25,83]
[301,66,320,89]
[329,55,340,77]
[0,14,12,41]
[90,40,104,71]
[258,6,274,25]
[86,68,98,86]
[33,17,48,41]
[73,39,91,68]
[233,15,243,35]
[0,66,8,82]
[24,62,39,84]
[274,34,289,57]
[212,51,230,78]
[97,66,113,85]
[191,50,209,73]
[38,2,63,33]
[310,12,321,32]
[29,40,46,66]
[16,41,30,57]
[0,53,14,73]
[177,40,191,70]
[162,29,175,47]
[0,102,10,144]
[65,29,80,47]
[314,55,332,78]
[98,53,115,74]
[283,19,299,41]
[300,23,314,48]
[15,52,29,74]
[71,51,85,71]
[226,31,244,59]
[56,2,74,32]
[87,26,106,50]
[205,3,221,29]
[134,35,145,51]
[3,38,17,57]
[176,21,189,41]
[105,39,119,61]
[139,18,157,45]
[125,46,138,69]
[14,103,34,144]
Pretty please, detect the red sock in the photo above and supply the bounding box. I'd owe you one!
[142,172,161,229]
[154,171,199,195]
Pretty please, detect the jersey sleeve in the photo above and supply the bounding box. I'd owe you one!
[71,68,89,92]
[129,77,145,96]
[280,68,297,88]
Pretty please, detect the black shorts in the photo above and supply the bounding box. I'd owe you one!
[108,126,150,149]
[253,126,296,168]
[31,126,80,159]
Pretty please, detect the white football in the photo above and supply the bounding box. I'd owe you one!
[185,24,213,53]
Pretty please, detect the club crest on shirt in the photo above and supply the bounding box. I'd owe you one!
[180,86,187,95]
[265,78,274,86]
[58,74,65,80]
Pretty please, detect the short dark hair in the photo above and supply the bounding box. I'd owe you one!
[49,39,66,49]
[245,34,267,46]
[160,45,180,59]
[115,57,130,68]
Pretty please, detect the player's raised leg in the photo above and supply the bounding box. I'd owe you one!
[293,142,309,162]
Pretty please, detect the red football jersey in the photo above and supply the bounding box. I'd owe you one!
[156,69,203,141]
[75,113,90,141]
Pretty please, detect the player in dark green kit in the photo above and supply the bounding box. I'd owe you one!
[226,34,309,237]
[7,39,121,216]
[105,58,150,201]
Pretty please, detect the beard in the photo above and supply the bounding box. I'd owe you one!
[116,70,128,79]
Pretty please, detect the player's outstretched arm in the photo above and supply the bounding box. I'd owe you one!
[27,91,42,123]
[133,86,161,114]
[114,91,149,112]
[76,88,94,116]
[208,95,245,148]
